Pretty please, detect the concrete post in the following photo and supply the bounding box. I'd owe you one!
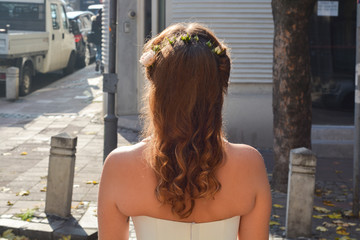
[6,67,19,100]
[45,132,77,218]
[285,147,317,238]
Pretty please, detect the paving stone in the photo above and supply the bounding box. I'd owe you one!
[0,218,27,229]
[19,222,53,239]
[79,206,97,229]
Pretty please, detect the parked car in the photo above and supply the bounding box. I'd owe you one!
[321,79,355,110]
[67,11,96,68]
[87,4,103,15]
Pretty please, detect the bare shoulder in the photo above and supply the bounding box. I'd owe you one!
[225,142,264,167]
[225,142,269,186]
[105,141,146,163]
[102,141,147,177]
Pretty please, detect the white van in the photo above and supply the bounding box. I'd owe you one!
[0,0,76,95]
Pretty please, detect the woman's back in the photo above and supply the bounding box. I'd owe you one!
[98,141,271,239]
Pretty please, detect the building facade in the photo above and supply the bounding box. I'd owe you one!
[112,0,356,150]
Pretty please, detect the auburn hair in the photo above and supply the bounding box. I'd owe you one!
[141,23,231,218]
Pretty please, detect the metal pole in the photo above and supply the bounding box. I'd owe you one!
[353,1,360,218]
[103,0,118,162]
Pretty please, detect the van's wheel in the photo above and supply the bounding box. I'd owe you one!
[19,65,32,96]
[63,52,76,75]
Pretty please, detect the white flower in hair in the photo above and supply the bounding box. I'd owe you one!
[139,50,156,67]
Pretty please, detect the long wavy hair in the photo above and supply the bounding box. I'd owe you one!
[141,23,231,218]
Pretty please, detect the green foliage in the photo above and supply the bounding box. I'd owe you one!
[1,229,30,240]
[15,209,34,221]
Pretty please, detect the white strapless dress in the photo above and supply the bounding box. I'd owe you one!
[132,216,240,240]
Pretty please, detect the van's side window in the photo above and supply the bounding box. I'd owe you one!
[50,4,59,30]
[60,5,68,30]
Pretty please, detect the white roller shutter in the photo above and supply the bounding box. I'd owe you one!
[166,0,274,83]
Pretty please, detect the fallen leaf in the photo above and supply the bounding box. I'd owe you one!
[0,187,10,193]
[323,222,336,227]
[7,201,14,206]
[336,227,350,236]
[40,186,47,192]
[279,226,285,230]
[323,200,335,207]
[60,235,71,240]
[2,229,15,238]
[84,131,97,135]
[72,201,85,209]
[313,215,324,219]
[20,152,28,155]
[355,228,360,231]
[316,226,328,232]
[16,190,30,196]
[86,181,99,185]
[333,220,345,224]
[343,210,354,217]
[348,223,357,227]
[272,215,280,219]
[269,221,280,226]
[314,206,331,213]
[315,189,322,197]
[324,190,333,195]
[273,204,284,209]
[336,237,356,240]
[328,213,342,219]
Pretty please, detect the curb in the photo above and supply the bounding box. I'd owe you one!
[0,205,98,240]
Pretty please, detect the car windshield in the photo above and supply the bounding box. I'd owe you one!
[0,1,45,31]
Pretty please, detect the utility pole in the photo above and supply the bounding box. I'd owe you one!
[353,0,360,218]
[103,0,118,162]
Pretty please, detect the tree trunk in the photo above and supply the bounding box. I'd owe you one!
[271,0,315,193]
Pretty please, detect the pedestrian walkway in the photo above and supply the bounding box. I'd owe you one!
[0,64,139,239]
[0,64,359,239]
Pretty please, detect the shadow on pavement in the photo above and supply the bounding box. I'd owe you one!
[0,64,101,129]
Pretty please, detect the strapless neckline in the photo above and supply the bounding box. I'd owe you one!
[132,215,240,224]
[132,215,240,240]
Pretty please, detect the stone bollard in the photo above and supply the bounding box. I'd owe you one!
[6,67,19,100]
[286,147,317,238]
[45,132,77,218]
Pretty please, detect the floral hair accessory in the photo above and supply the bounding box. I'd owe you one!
[212,46,223,55]
[181,33,191,43]
[166,37,175,45]
[153,45,161,52]
[139,50,156,67]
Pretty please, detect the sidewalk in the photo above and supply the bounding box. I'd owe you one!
[0,64,139,239]
[0,64,359,239]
